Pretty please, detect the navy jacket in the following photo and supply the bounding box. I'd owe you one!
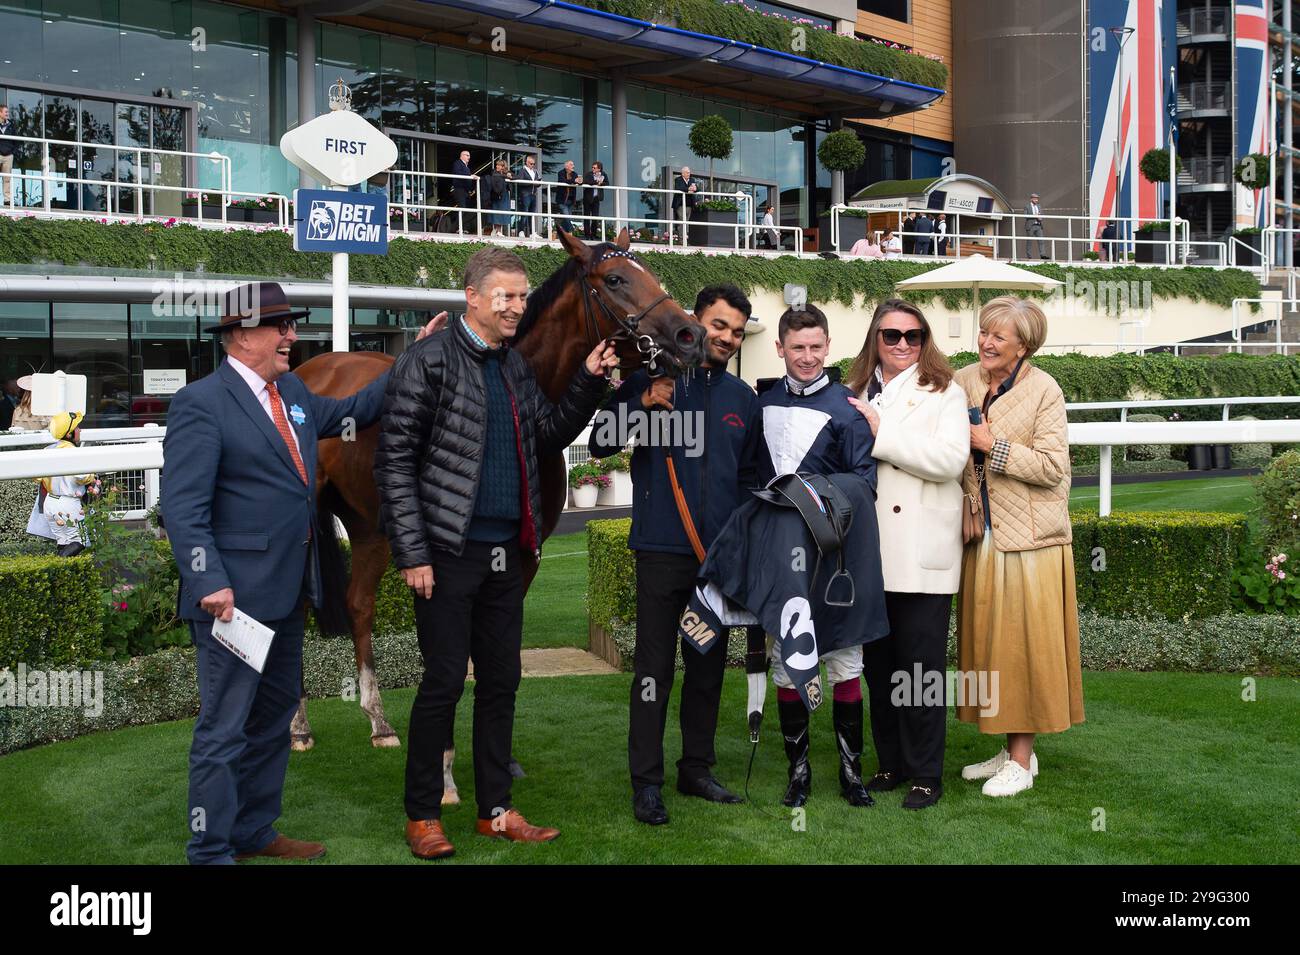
[589,367,763,556]
[162,359,388,623]
[757,374,877,491]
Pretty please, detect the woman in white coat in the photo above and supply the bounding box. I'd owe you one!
[846,298,970,809]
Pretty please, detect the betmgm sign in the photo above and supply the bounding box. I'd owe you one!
[292,189,388,255]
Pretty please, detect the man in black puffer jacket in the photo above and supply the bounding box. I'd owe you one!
[375,246,616,859]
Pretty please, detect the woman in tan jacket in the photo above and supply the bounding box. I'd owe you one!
[954,296,1084,797]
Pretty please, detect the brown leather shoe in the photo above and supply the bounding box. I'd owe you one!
[475,808,559,843]
[406,819,455,859]
[233,834,325,861]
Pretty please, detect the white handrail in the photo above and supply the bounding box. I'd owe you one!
[1068,416,1300,515]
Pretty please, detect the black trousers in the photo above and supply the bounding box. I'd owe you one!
[629,550,728,792]
[862,591,953,782]
[405,541,524,820]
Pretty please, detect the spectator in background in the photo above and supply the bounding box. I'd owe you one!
[761,203,779,250]
[848,234,885,259]
[451,150,474,235]
[882,228,902,258]
[583,161,607,238]
[7,375,50,431]
[0,104,15,207]
[902,212,916,255]
[0,377,17,430]
[556,160,580,236]
[1099,220,1117,262]
[484,159,512,238]
[936,214,949,256]
[1025,192,1048,260]
[914,212,934,256]
[515,154,542,238]
[672,166,700,244]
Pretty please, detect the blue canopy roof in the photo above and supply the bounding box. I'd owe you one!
[418,0,945,112]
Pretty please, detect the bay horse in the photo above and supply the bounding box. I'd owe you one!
[292,227,704,800]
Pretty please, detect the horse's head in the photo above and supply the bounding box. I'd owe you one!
[557,227,704,377]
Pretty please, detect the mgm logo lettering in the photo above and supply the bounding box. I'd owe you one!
[679,609,717,648]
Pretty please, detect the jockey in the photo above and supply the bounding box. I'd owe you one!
[756,302,881,809]
[26,411,96,557]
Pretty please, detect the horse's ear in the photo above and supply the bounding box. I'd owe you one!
[557,227,592,265]
[615,227,631,251]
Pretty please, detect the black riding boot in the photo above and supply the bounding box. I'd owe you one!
[834,699,874,807]
[779,699,812,808]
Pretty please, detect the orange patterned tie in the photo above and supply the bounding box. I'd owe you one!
[266,380,308,485]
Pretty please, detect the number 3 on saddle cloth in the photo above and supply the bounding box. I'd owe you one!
[676,471,890,716]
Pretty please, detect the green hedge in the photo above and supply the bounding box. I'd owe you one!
[0,219,1260,313]
[587,519,637,633]
[0,477,38,544]
[837,353,1300,419]
[573,0,948,88]
[0,631,427,755]
[590,511,1250,633]
[0,555,103,668]
[1071,511,1248,620]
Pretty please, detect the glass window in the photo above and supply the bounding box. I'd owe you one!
[535,68,581,174]
[191,1,268,145]
[380,35,422,132]
[119,0,193,100]
[42,0,123,93]
[319,24,381,123]
[0,302,51,392]
[488,61,536,146]
[435,46,487,141]
[1,0,45,86]
[626,84,665,229]
[53,302,129,428]
[858,0,909,23]
[129,303,195,426]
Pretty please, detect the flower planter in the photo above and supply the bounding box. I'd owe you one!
[597,469,632,506]
[1187,444,1212,470]
[572,484,599,509]
[240,207,278,224]
[688,207,741,248]
[818,213,868,252]
[1134,230,1171,264]
[182,203,225,221]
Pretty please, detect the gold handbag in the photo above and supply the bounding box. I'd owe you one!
[962,463,986,545]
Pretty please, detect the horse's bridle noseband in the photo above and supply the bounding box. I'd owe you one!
[580,248,677,377]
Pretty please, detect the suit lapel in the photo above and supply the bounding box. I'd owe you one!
[218,360,303,482]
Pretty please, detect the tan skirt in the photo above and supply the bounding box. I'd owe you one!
[956,534,1085,734]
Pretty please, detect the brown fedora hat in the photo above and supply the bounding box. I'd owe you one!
[202,282,311,334]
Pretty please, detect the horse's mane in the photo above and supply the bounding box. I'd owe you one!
[516,241,621,342]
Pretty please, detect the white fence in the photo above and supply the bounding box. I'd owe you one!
[830,205,1243,269]
[0,131,291,227]
[1065,397,1300,515]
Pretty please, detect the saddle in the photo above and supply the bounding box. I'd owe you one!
[751,472,856,608]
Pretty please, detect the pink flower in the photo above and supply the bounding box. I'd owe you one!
[1279,571,1287,580]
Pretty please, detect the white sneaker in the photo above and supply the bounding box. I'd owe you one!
[961,748,1038,780]
[981,759,1034,797]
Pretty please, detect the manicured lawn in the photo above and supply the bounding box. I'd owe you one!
[1069,476,1256,516]
[1,669,1295,864]
[522,531,588,649]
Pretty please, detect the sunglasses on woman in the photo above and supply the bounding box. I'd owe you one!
[879,328,927,347]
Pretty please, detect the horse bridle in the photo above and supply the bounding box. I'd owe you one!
[580,249,676,377]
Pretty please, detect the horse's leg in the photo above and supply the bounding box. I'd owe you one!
[343,530,401,748]
[290,692,315,751]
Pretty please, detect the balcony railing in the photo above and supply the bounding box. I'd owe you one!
[1179,81,1229,111]
[1177,7,1229,36]
[1183,156,1231,185]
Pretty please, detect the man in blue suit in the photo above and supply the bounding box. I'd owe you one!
[162,282,437,865]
